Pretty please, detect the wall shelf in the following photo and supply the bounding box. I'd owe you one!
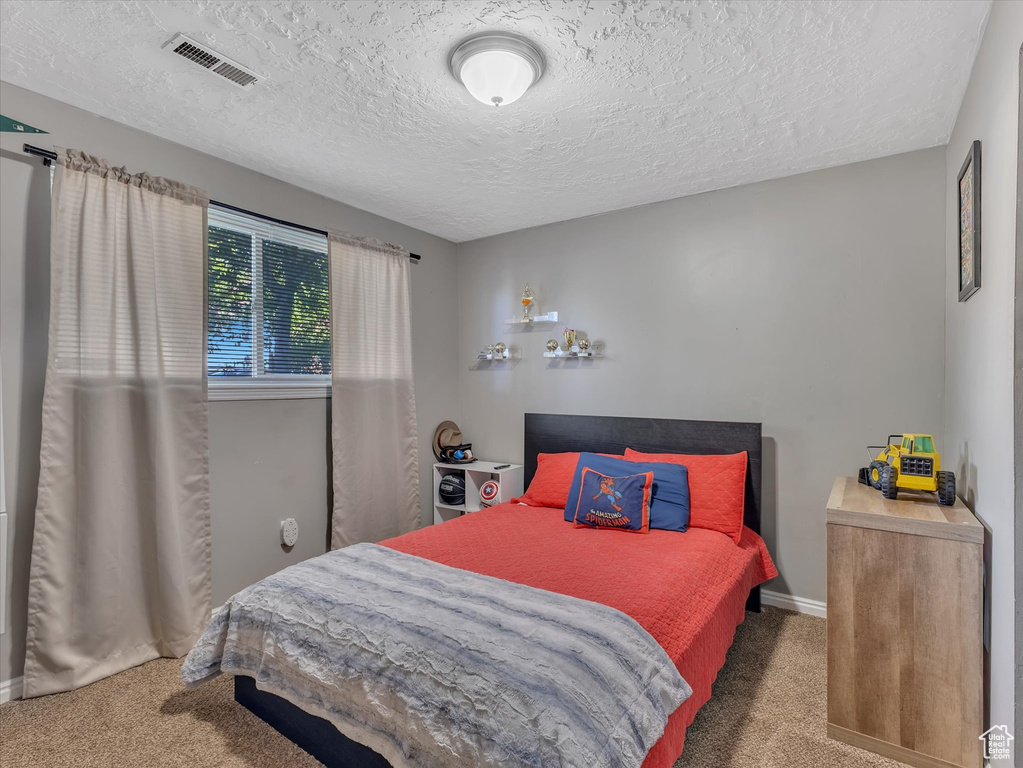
[470,348,519,370]
[543,351,602,359]
[476,350,512,361]
[470,360,519,370]
[505,311,560,330]
[543,343,604,365]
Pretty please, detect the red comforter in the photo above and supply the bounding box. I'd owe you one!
[381,503,777,767]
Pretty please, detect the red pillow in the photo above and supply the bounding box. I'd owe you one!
[513,452,620,509]
[624,448,747,543]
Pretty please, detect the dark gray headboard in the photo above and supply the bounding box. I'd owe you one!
[523,413,763,611]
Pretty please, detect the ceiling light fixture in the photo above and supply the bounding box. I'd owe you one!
[449,33,545,107]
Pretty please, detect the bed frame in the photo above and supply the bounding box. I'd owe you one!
[234,413,764,767]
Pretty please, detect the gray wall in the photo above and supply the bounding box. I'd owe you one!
[942,0,1021,738]
[1016,33,1023,751]
[0,82,460,685]
[456,147,947,606]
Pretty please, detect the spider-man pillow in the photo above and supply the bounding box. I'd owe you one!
[564,453,690,532]
[571,468,654,533]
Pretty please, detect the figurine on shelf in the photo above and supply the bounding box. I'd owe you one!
[578,338,591,354]
[521,283,536,321]
[546,339,559,353]
[563,328,576,352]
[478,342,511,361]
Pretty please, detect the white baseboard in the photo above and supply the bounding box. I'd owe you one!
[0,676,23,703]
[761,589,827,618]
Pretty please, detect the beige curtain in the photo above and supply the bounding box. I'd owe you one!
[328,233,419,548]
[22,149,211,698]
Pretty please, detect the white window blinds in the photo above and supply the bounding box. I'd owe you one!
[207,206,330,379]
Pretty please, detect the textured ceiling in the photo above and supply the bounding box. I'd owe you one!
[0,0,990,242]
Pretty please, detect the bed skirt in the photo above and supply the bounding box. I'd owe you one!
[235,676,390,768]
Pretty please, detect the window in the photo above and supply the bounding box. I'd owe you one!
[913,436,934,454]
[207,206,331,399]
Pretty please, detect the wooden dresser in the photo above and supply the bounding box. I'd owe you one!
[826,476,983,768]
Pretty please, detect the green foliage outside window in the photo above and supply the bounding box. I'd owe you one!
[262,240,331,375]
[207,224,331,377]
[208,225,253,376]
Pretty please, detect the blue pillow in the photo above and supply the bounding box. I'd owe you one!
[564,452,690,532]
[572,469,653,533]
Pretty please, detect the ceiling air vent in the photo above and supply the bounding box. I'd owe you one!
[163,34,260,89]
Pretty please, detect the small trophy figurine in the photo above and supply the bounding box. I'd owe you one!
[563,328,577,351]
[521,283,536,321]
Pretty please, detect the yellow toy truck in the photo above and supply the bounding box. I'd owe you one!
[858,434,956,506]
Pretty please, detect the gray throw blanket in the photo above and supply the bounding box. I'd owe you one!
[182,544,691,768]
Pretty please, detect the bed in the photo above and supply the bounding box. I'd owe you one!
[196,413,777,767]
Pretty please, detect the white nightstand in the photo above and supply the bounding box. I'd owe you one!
[433,461,524,525]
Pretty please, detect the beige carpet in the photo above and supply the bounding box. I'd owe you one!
[0,607,905,768]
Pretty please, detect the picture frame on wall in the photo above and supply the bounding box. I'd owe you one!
[957,139,981,302]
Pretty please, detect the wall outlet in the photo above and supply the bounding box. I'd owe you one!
[280,518,299,547]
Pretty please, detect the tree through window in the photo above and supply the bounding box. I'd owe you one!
[207,206,330,380]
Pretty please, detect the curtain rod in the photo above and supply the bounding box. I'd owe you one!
[21,144,422,262]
